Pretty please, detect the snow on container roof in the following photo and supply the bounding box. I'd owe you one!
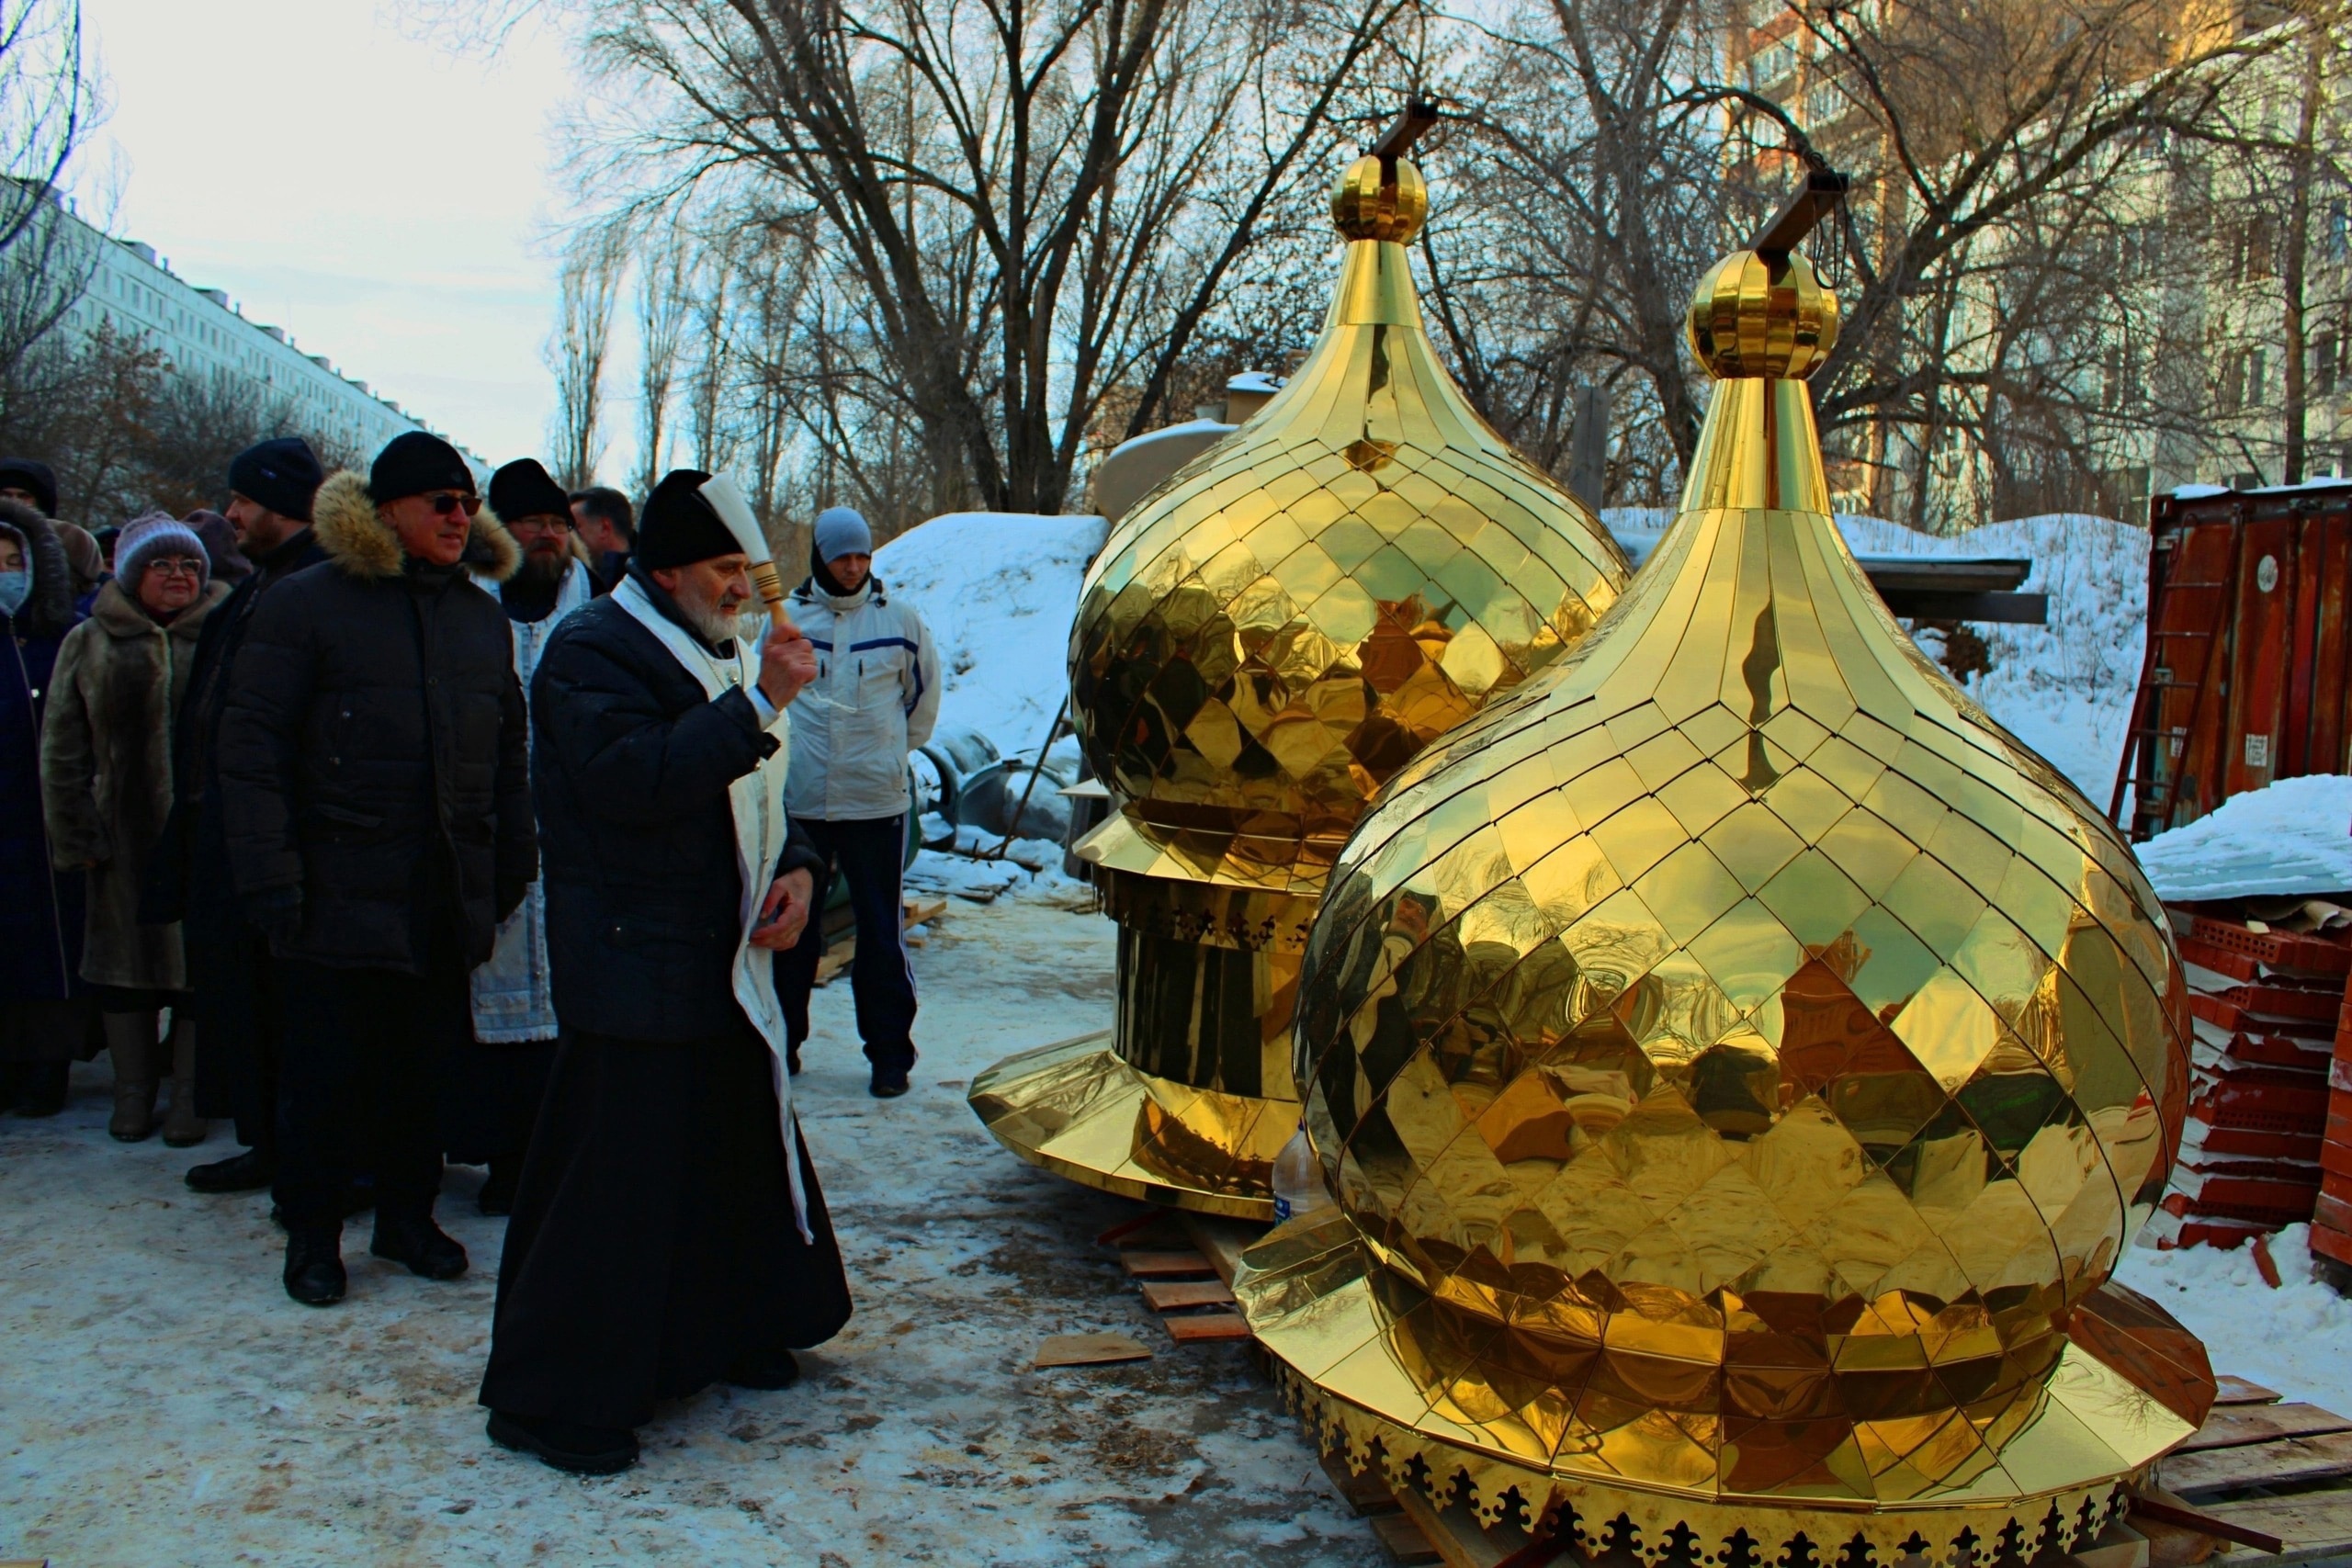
[2135,773,2352,902]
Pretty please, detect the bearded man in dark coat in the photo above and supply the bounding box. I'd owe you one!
[480,468,850,1476]
[218,432,535,1306]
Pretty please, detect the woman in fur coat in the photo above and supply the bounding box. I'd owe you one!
[42,514,230,1141]
[0,499,95,1116]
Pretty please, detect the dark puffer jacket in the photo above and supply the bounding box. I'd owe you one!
[0,501,86,1004]
[531,573,823,1042]
[216,471,536,973]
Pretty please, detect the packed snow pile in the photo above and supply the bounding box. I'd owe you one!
[873,512,1110,757]
[1607,510,2146,799]
[2135,774,2352,902]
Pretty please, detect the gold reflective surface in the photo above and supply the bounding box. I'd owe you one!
[972,152,1629,1212]
[1235,246,2208,1560]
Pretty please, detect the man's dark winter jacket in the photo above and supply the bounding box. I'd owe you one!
[216,471,536,973]
[146,524,331,925]
[531,570,823,1042]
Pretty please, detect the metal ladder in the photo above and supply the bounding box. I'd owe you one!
[2109,520,2245,840]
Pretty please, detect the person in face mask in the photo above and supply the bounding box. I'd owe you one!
[0,500,97,1116]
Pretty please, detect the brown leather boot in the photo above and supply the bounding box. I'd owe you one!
[104,1010,161,1142]
[161,1017,206,1147]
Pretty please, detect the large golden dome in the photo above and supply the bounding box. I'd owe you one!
[969,152,1630,1215]
[1236,237,2211,1558]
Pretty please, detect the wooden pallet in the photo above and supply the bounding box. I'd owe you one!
[1099,1213,1255,1344]
[2147,1379,2352,1565]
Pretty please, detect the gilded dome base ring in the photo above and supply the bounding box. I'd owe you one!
[1236,1213,2200,1566]
[967,1032,1293,1220]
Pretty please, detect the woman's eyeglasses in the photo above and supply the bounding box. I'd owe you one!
[147,558,205,579]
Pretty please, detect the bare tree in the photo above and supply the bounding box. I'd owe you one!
[541,0,1423,521]
[546,226,623,488]
[632,218,689,495]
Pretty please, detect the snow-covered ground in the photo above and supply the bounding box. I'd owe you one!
[0,890,1385,1567]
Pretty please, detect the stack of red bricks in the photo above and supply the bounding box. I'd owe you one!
[2151,906,2350,1250]
[2317,966,2352,1292]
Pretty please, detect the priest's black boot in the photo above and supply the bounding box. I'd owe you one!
[726,1349,801,1391]
[187,1147,276,1193]
[371,1212,469,1280]
[284,1226,346,1307]
[487,1411,639,1476]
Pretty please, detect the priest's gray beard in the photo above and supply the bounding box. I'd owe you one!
[679,595,752,649]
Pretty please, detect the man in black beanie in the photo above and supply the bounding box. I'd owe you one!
[480,468,848,1475]
[160,437,332,1197]
[217,430,536,1306]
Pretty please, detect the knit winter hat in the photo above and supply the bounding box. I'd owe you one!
[368,431,476,503]
[813,506,872,562]
[0,457,58,516]
[488,457,571,525]
[228,436,324,522]
[114,513,210,594]
[635,468,739,570]
[184,509,253,582]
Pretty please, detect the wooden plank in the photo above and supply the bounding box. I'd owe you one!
[2178,1402,2352,1453]
[1388,1483,1555,1568]
[1178,1212,1269,1289]
[2200,1490,2352,1563]
[2131,1486,2227,1568]
[1371,1509,1444,1565]
[1139,1278,1236,1310]
[2164,1429,2352,1497]
[2217,1375,2286,1405]
[1162,1309,1252,1343]
[1318,1449,1399,1517]
[2068,1521,2150,1568]
[1118,1248,1216,1279]
[1033,1332,1151,1369]
[902,895,947,928]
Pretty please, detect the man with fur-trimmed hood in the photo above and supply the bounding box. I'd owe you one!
[218,432,536,1308]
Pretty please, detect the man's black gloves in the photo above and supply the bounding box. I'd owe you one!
[243,886,304,945]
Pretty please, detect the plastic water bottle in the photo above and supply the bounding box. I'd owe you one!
[1271,1122,1331,1223]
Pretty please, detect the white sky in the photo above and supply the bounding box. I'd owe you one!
[73,0,581,472]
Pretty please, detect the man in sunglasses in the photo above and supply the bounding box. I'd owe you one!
[217,431,537,1307]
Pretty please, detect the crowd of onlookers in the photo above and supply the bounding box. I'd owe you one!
[0,443,640,1181]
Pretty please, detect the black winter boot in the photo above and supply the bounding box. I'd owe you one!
[187,1147,276,1193]
[284,1226,346,1306]
[371,1213,469,1280]
[726,1348,801,1391]
[11,1060,68,1116]
[477,1157,522,1217]
[487,1411,639,1475]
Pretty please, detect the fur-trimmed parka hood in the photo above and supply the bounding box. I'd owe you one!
[0,496,76,638]
[311,468,519,583]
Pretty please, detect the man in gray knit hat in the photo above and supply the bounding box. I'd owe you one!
[775,507,939,1098]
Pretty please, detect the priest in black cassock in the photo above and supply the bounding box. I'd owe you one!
[479,468,852,1475]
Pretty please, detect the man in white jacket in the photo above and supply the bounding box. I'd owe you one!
[775,507,942,1097]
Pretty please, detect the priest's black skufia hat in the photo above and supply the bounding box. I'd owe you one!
[635,468,738,570]
[369,431,476,503]
[488,457,571,525]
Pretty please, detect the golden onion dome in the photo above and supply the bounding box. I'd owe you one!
[1069,153,1630,892]
[1237,240,2207,1554]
